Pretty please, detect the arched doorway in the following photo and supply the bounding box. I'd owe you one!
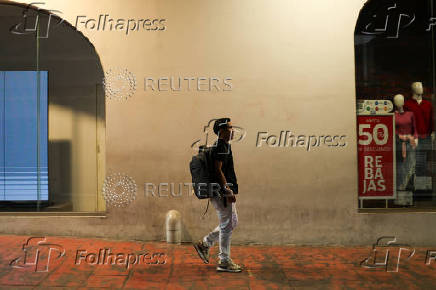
[0,1,106,212]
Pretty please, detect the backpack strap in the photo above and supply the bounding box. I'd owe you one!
[200,199,210,220]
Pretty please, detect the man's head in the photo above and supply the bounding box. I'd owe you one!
[213,118,233,142]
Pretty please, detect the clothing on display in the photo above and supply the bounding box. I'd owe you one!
[395,136,416,191]
[394,111,417,191]
[404,96,434,191]
[404,99,433,138]
[415,136,432,177]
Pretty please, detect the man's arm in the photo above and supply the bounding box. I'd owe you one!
[214,160,236,203]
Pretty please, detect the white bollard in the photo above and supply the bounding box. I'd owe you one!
[165,210,181,244]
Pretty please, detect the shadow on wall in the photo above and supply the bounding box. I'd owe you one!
[49,140,72,210]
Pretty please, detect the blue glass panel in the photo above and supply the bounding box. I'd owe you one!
[0,72,4,201]
[2,71,48,201]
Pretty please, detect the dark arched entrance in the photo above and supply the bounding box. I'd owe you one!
[0,1,105,212]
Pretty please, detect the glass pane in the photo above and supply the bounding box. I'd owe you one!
[0,2,104,212]
[355,0,436,209]
[3,71,48,203]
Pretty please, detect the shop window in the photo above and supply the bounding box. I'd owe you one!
[0,2,105,213]
[355,0,436,210]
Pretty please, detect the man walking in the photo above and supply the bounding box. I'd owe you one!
[193,118,242,273]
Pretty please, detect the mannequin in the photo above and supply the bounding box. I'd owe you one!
[404,82,434,189]
[394,94,418,193]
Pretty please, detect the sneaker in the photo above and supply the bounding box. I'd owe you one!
[193,240,210,264]
[217,259,243,273]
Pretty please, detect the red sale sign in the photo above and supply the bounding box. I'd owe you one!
[358,115,396,199]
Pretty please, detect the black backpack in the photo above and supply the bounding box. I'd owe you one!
[189,145,219,199]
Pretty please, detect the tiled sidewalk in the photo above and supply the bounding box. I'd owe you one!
[0,235,435,289]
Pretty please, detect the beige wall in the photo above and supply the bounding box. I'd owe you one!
[2,0,436,246]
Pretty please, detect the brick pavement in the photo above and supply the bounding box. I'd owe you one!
[0,235,434,289]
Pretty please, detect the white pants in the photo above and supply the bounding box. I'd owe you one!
[203,195,238,262]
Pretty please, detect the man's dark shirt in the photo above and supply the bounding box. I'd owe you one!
[211,138,238,194]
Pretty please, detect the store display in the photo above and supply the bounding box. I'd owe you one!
[393,94,416,206]
[404,82,434,191]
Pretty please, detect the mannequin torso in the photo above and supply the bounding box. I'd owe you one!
[404,98,433,138]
